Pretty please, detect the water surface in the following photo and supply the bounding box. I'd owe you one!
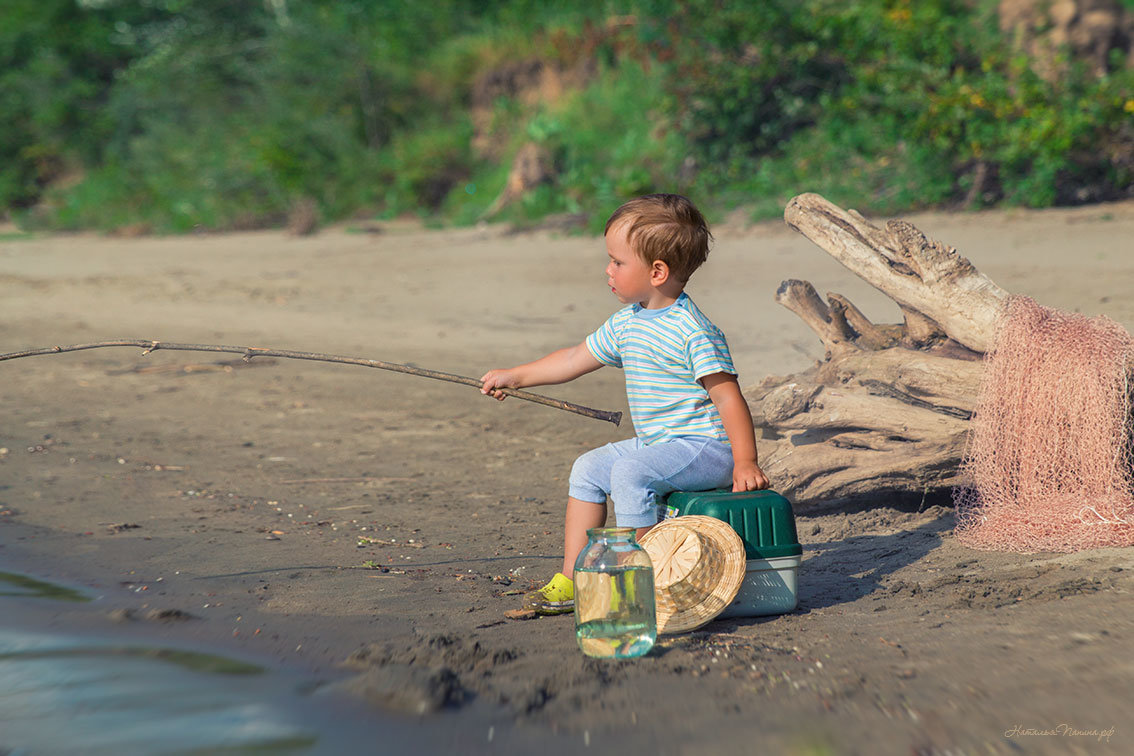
[0,571,412,754]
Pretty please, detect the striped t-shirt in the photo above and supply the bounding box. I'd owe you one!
[585,293,736,445]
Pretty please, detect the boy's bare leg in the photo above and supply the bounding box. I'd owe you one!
[634,525,654,542]
[562,496,606,578]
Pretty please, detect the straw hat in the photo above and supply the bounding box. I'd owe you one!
[639,515,746,634]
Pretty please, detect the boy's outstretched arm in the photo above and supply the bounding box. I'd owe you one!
[481,342,603,400]
[702,372,770,492]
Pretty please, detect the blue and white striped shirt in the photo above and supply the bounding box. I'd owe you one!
[585,293,736,445]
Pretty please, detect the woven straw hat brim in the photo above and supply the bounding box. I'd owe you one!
[640,515,746,634]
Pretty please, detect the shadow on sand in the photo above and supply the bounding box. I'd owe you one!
[717,499,955,633]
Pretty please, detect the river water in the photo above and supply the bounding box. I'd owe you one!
[0,570,521,755]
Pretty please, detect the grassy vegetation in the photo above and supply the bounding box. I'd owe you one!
[2,0,1131,233]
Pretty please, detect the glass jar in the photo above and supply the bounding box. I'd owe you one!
[573,527,657,659]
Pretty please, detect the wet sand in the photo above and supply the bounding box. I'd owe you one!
[2,202,1133,754]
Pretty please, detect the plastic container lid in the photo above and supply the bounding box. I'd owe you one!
[663,489,802,560]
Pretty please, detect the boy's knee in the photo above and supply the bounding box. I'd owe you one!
[569,450,609,503]
[609,458,663,527]
[569,453,598,487]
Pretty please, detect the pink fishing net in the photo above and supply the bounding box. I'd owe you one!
[954,296,1134,552]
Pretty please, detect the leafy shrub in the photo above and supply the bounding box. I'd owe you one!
[652,0,1133,216]
[3,0,1131,231]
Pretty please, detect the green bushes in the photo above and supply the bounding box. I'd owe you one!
[658,0,1133,218]
[454,61,688,232]
[2,0,1131,232]
[0,0,138,210]
[7,0,488,231]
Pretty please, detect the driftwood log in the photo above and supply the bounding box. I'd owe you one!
[745,193,1011,509]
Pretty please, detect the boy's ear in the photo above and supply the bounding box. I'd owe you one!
[650,259,670,285]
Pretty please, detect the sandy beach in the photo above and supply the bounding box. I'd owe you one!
[2,201,1133,754]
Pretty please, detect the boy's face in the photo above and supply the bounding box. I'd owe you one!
[605,222,656,306]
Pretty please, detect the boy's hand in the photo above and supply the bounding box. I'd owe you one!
[733,460,769,492]
[480,369,519,401]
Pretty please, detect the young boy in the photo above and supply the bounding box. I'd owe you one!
[481,193,769,614]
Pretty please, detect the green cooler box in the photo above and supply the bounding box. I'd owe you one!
[662,489,802,618]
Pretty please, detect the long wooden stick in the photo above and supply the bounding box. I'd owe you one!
[0,340,622,426]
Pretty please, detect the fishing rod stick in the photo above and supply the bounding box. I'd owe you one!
[1,340,623,426]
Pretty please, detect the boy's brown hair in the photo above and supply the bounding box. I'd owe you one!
[604,194,712,283]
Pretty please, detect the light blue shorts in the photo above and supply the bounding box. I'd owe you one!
[568,437,734,528]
